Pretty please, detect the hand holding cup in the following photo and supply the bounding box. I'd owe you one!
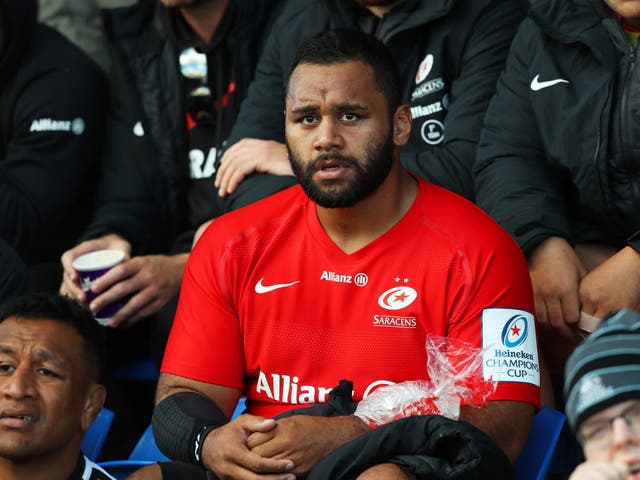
[72,249,126,325]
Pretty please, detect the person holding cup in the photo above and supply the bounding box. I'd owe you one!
[58,0,288,362]
[61,234,185,330]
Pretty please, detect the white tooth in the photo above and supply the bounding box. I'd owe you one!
[23,416,32,423]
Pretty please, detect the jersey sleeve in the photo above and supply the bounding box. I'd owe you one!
[446,215,540,408]
[160,225,245,388]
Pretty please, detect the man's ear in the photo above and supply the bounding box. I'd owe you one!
[81,383,107,432]
[392,104,412,147]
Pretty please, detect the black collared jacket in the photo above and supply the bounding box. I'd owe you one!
[83,0,291,254]
[475,0,640,255]
[224,0,528,202]
[0,0,106,264]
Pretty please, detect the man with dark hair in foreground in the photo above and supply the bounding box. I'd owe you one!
[151,29,540,479]
[0,293,111,480]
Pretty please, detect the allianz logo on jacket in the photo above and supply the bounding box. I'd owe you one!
[29,117,85,135]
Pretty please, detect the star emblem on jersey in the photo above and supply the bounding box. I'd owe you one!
[377,286,417,310]
[254,278,300,294]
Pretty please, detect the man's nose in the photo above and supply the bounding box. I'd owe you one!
[313,118,343,151]
[2,365,37,399]
[611,416,639,452]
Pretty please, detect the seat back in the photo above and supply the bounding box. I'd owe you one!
[232,397,247,419]
[129,424,169,461]
[99,397,247,477]
[82,407,115,461]
[98,425,166,480]
[513,406,566,480]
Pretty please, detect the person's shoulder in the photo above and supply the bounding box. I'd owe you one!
[418,181,518,245]
[527,0,599,32]
[102,0,156,42]
[267,0,327,28]
[29,23,105,79]
[210,185,306,234]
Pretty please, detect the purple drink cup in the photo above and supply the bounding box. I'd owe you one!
[72,249,126,325]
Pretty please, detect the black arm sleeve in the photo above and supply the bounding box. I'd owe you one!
[152,392,228,465]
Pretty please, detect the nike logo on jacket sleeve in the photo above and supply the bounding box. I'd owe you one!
[530,74,570,91]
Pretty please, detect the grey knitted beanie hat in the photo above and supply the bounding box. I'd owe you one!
[564,309,640,432]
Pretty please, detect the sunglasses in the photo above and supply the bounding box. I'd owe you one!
[179,47,213,122]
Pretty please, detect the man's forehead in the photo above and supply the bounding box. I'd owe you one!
[0,317,81,362]
[583,399,640,426]
[286,61,377,106]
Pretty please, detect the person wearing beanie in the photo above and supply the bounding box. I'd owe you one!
[564,309,640,479]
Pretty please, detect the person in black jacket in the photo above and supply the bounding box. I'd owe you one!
[212,0,528,206]
[59,0,287,361]
[474,0,640,380]
[0,0,107,268]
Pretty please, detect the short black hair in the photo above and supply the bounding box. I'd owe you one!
[0,293,107,383]
[286,29,402,115]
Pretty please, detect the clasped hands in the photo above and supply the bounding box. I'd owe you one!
[201,413,369,480]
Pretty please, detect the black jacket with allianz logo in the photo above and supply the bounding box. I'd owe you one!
[0,0,107,264]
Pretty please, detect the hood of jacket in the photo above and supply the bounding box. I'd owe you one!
[529,0,625,62]
[0,0,36,87]
[325,0,456,42]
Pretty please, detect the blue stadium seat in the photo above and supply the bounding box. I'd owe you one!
[99,425,166,480]
[100,397,246,478]
[129,424,170,462]
[82,407,115,461]
[514,406,566,480]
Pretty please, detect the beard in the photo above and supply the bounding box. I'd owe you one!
[287,134,395,208]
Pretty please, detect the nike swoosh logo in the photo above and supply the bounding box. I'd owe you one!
[254,278,301,294]
[530,75,569,91]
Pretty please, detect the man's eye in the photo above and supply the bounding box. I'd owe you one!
[583,425,608,441]
[0,364,15,373]
[341,112,359,121]
[36,368,57,377]
[300,115,317,125]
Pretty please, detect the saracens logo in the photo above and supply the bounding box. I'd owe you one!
[415,54,434,84]
[377,286,417,310]
[501,314,529,348]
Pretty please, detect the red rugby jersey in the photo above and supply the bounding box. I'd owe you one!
[162,181,540,418]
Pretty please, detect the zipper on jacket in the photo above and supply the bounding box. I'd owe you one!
[593,105,606,207]
[620,43,640,215]
[621,44,635,169]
